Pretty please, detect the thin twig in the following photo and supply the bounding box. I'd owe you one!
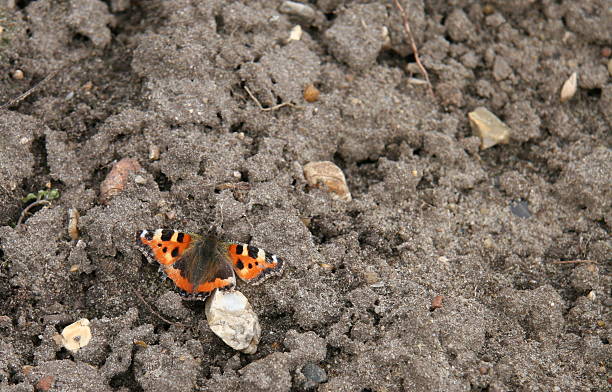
[131,287,188,328]
[391,0,434,98]
[1,68,62,109]
[550,259,596,264]
[244,85,301,111]
[214,182,251,191]
[16,200,51,226]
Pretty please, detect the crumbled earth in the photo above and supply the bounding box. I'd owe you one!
[0,1,610,391]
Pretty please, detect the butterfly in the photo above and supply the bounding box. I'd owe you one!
[136,229,284,300]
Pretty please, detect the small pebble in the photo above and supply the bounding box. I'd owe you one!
[482,4,495,15]
[430,295,444,310]
[303,84,320,103]
[288,25,303,41]
[509,200,531,218]
[68,208,80,240]
[302,363,328,384]
[99,158,142,204]
[560,72,578,103]
[468,107,511,149]
[303,161,351,201]
[148,145,160,160]
[12,69,24,80]
[587,291,596,301]
[134,175,147,185]
[483,238,494,249]
[60,319,92,353]
[601,47,611,58]
[205,290,260,354]
[279,1,315,22]
[35,375,54,391]
[82,81,93,91]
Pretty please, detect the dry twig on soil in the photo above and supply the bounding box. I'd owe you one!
[244,85,301,111]
[16,200,51,227]
[1,68,62,109]
[391,0,434,98]
[550,259,596,264]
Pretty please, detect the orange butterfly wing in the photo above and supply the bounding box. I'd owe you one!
[136,230,235,299]
[228,243,284,285]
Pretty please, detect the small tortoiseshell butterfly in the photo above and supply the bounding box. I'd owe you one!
[136,229,284,300]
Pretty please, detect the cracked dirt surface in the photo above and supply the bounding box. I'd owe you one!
[0,1,610,391]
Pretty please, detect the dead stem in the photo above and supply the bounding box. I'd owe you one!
[244,85,301,111]
[1,68,62,109]
[391,0,434,98]
[550,260,596,264]
[16,200,51,226]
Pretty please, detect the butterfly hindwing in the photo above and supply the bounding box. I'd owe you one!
[228,243,284,285]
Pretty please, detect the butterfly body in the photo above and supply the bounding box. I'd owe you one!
[136,229,283,300]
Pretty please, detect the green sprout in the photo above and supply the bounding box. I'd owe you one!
[22,188,60,203]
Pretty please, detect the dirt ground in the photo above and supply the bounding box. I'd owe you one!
[0,0,610,391]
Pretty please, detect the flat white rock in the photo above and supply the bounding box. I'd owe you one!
[205,290,261,354]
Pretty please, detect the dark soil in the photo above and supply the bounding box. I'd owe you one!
[0,1,610,391]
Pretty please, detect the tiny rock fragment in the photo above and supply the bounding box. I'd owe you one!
[301,363,328,389]
[279,1,316,22]
[509,200,531,218]
[82,81,93,91]
[288,25,303,41]
[430,295,444,310]
[560,72,578,102]
[148,145,160,160]
[133,340,148,347]
[35,375,55,391]
[205,290,260,354]
[303,161,352,201]
[303,84,320,103]
[99,158,142,204]
[482,4,495,15]
[608,59,612,77]
[60,318,92,353]
[381,26,391,50]
[68,208,80,240]
[134,175,147,185]
[601,47,611,58]
[468,107,511,150]
[12,69,24,80]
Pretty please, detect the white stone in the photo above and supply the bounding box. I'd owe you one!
[288,25,303,41]
[560,72,578,102]
[60,318,92,352]
[205,290,260,354]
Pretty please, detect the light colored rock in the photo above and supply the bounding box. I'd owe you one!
[303,161,352,201]
[205,290,260,354]
[560,72,578,102]
[468,107,511,150]
[59,318,92,352]
[279,1,315,22]
[288,25,303,41]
